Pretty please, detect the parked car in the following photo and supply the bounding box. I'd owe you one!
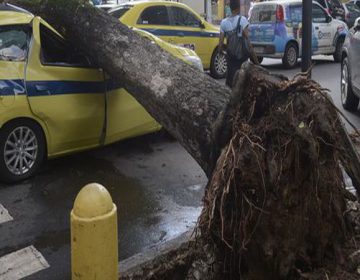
[0,4,202,182]
[343,1,360,28]
[315,0,345,20]
[340,17,360,111]
[108,1,227,79]
[249,0,348,68]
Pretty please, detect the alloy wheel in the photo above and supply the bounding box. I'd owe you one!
[4,126,38,176]
[214,52,227,77]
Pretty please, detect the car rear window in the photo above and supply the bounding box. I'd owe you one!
[250,4,277,23]
[109,6,132,19]
[0,25,30,62]
[287,4,302,23]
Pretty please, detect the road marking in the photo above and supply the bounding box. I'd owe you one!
[0,204,13,225]
[0,246,49,280]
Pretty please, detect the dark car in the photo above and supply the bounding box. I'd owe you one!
[343,1,360,28]
[341,17,360,110]
[316,0,345,20]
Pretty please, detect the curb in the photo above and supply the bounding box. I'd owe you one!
[119,229,195,279]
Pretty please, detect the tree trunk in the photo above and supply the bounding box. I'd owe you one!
[6,0,231,176]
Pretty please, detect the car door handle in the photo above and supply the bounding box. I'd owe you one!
[35,85,50,95]
[315,26,319,30]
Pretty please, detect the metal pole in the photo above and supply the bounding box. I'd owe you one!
[301,0,312,75]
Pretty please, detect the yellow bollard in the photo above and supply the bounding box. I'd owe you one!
[71,183,118,280]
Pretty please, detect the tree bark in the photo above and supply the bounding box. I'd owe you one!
[4,0,231,176]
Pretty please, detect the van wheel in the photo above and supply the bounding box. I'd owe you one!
[341,57,359,111]
[282,42,298,68]
[210,48,227,79]
[333,37,344,62]
[0,120,45,183]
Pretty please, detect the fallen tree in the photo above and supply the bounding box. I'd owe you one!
[6,0,360,279]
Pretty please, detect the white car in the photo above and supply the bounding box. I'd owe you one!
[249,0,348,68]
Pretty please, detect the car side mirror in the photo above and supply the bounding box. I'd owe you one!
[200,21,206,29]
[355,17,360,31]
[326,15,332,23]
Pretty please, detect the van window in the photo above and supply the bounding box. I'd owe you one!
[137,6,170,25]
[0,25,30,62]
[250,4,277,23]
[287,4,302,23]
[312,4,327,23]
[40,24,91,67]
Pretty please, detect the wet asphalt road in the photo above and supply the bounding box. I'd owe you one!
[1,56,360,280]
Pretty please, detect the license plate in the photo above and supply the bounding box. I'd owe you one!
[254,47,264,53]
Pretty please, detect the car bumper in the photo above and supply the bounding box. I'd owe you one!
[252,43,276,56]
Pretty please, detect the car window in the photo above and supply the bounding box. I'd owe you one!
[169,7,201,27]
[40,24,91,67]
[287,4,302,23]
[312,4,327,23]
[109,6,132,19]
[0,25,30,62]
[137,6,170,25]
[249,4,277,23]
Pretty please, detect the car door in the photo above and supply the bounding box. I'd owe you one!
[349,28,360,91]
[167,5,209,63]
[104,77,160,145]
[312,4,334,54]
[25,17,106,156]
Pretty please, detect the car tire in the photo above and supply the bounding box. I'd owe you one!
[282,42,298,69]
[210,48,227,79]
[341,57,359,111]
[0,120,45,183]
[333,37,345,62]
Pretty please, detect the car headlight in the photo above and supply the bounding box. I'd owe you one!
[184,55,203,71]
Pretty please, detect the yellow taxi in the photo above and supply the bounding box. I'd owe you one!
[109,1,227,79]
[0,4,203,182]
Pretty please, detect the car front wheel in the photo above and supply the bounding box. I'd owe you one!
[341,57,359,111]
[0,120,45,183]
[210,48,227,79]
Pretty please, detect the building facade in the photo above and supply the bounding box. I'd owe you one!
[176,0,251,24]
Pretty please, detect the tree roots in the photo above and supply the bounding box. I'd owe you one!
[199,63,359,279]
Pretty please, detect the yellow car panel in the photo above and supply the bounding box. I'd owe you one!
[26,17,106,156]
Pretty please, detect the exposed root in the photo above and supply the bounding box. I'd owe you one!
[199,63,359,279]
